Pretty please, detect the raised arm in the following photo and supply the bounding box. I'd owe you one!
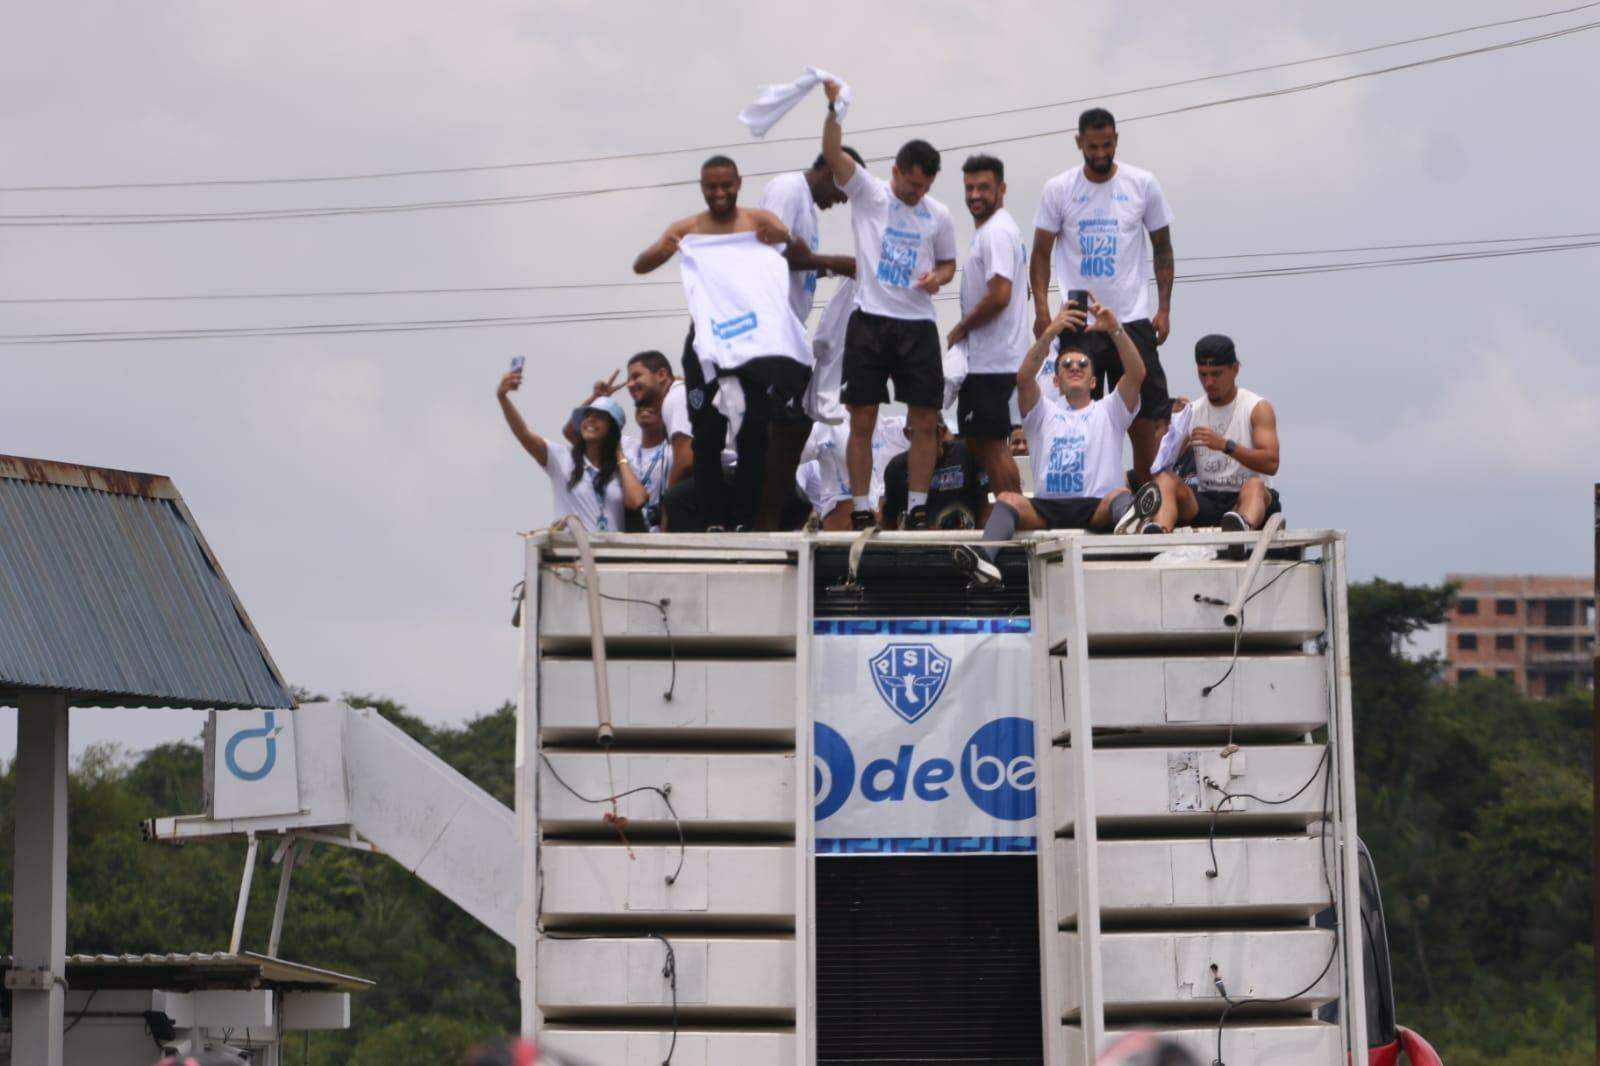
[821,80,856,188]
[616,447,649,510]
[497,369,549,466]
[1016,305,1085,418]
[1149,226,1174,345]
[1029,228,1056,339]
[1090,298,1144,416]
[633,216,694,275]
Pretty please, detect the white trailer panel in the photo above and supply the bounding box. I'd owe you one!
[1056,835,1330,923]
[1053,654,1328,739]
[1059,928,1339,1018]
[1063,1021,1341,1066]
[539,658,795,739]
[536,936,795,1014]
[539,752,795,833]
[539,845,795,925]
[540,1027,795,1065]
[1053,745,1329,831]
[540,563,797,642]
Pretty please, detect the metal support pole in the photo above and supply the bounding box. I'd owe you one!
[11,691,69,1066]
[267,839,298,958]
[230,832,259,955]
[1591,482,1598,1056]
[1224,512,1286,627]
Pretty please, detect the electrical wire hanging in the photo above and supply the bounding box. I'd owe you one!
[5,0,1596,193]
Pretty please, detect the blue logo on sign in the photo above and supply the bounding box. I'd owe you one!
[960,717,1037,820]
[224,711,283,782]
[711,311,758,340]
[869,643,951,723]
[814,722,856,820]
[812,717,1036,822]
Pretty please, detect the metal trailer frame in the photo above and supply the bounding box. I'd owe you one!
[515,527,1368,1065]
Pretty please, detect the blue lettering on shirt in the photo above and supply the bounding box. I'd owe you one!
[930,465,964,492]
[877,226,922,288]
[1077,218,1119,279]
[712,311,758,340]
[1045,429,1087,496]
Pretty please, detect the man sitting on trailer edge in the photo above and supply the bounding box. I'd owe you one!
[951,299,1160,589]
[1145,333,1281,534]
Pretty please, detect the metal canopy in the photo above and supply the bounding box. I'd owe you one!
[0,454,293,710]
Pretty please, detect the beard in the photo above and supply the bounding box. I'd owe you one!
[1085,155,1114,175]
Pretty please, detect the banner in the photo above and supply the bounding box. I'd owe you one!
[212,708,300,819]
[811,619,1036,854]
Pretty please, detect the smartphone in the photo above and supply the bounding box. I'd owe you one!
[1066,289,1090,312]
[510,355,526,373]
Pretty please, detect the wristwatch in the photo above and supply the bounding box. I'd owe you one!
[1224,440,1236,456]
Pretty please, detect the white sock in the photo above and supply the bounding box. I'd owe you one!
[908,491,928,510]
[853,496,872,511]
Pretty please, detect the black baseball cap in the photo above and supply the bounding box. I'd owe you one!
[1194,334,1237,365]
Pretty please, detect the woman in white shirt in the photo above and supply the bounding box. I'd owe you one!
[497,366,648,532]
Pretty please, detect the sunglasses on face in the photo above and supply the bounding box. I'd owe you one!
[1060,357,1091,370]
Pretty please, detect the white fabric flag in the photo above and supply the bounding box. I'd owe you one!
[942,340,969,412]
[739,66,851,138]
[1151,400,1195,475]
[679,232,812,375]
[805,277,855,424]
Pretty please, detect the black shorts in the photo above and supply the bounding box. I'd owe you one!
[957,373,1016,441]
[1189,486,1283,527]
[1029,496,1102,529]
[1073,318,1171,422]
[729,356,813,425]
[841,310,944,409]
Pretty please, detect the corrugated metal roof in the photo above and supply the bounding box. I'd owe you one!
[4,951,373,991]
[0,455,292,710]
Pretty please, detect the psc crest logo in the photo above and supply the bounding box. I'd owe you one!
[869,643,951,723]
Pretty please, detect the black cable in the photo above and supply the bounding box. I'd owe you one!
[5,19,1595,226]
[9,228,1598,306]
[537,929,679,1066]
[6,237,1596,347]
[62,988,95,1034]
[550,567,677,702]
[6,1,1595,193]
[538,751,686,886]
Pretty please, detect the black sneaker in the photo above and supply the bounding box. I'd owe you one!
[951,544,1003,590]
[903,505,930,531]
[1133,480,1163,523]
[1220,511,1250,533]
[1141,521,1167,535]
[851,509,876,531]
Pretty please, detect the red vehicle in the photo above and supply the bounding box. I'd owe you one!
[1353,841,1443,1066]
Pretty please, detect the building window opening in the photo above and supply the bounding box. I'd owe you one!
[1457,633,1478,651]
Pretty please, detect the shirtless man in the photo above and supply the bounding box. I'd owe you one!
[633,156,810,530]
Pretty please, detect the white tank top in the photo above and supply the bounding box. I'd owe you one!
[1189,387,1268,492]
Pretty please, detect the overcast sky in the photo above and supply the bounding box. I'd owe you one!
[2,0,1595,763]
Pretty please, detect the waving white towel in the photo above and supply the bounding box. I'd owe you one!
[804,277,855,425]
[739,66,851,138]
[1151,401,1195,475]
[942,340,968,412]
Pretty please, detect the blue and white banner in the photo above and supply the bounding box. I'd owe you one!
[212,708,300,819]
[811,619,1036,855]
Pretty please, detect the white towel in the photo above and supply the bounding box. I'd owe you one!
[804,277,855,424]
[1151,401,1195,475]
[680,232,811,375]
[738,66,851,138]
[712,374,746,443]
[942,339,968,412]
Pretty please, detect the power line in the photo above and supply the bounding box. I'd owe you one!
[3,236,1593,346]
[5,1,1595,193]
[3,18,1596,228]
[5,229,1596,305]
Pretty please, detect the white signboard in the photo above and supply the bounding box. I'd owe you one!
[811,619,1035,854]
[213,708,301,819]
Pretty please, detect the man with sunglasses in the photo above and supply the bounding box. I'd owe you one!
[952,298,1159,589]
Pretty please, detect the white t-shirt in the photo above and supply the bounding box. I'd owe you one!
[622,435,673,529]
[1022,392,1138,500]
[1188,388,1270,493]
[1033,162,1173,324]
[959,208,1030,374]
[660,380,691,442]
[871,415,910,505]
[799,421,852,511]
[679,232,811,373]
[760,171,822,323]
[543,444,627,532]
[840,167,956,321]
